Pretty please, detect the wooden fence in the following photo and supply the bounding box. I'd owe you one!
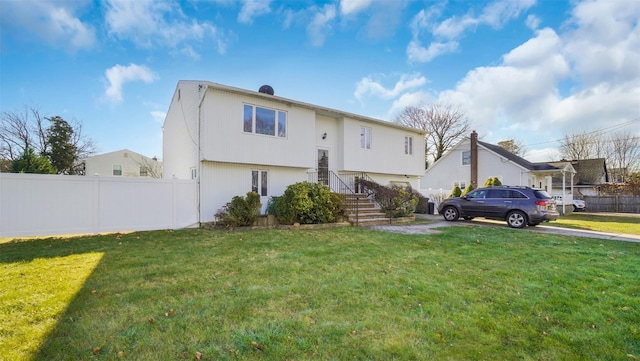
[582,195,640,213]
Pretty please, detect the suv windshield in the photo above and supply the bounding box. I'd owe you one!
[533,190,552,199]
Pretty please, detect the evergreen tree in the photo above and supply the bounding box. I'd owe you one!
[45,116,77,174]
[11,147,55,174]
[451,185,462,198]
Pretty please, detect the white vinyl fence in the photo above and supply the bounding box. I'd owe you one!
[0,173,198,238]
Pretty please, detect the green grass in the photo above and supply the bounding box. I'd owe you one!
[1,226,639,360]
[550,213,640,235]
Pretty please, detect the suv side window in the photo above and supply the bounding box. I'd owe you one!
[508,190,528,198]
[487,189,510,198]
[466,189,487,199]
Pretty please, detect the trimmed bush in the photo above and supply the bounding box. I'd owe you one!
[358,179,419,217]
[460,184,475,196]
[451,186,462,198]
[214,192,262,227]
[273,182,345,224]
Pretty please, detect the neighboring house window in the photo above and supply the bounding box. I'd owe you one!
[360,126,371,149]
[191,167,197,180]
[252,170,268,196]
[243,104,287,138]
[113,164,122,176]
[454,181,466,189]
[462,151,471,165]
[405,136,413,155]
[139,166,148,177]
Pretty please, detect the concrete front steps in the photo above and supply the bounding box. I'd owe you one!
[343,193,392,226]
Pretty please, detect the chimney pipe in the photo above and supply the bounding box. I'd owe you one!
[470,131,478,188]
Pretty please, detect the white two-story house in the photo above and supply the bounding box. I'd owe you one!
[162,81,426,223]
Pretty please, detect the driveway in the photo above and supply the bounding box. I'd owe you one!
[368,213,640,243]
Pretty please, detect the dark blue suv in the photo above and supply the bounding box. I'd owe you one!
[437,186,559,228]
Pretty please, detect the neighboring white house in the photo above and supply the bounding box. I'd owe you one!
[421,131,576,204]
[162,81,426,223]
[80,149,162,178]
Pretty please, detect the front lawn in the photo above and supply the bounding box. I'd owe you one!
[1,227,638,360]
[550,213,640,235]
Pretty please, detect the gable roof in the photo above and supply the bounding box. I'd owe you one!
[477,140,558,171]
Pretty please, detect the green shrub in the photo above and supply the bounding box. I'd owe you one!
[358,179,419,217]
[451,186,462,198]
[484,177,503,187]
[273,182,345,224]
[214,192,262,227]
[460,184,475,196]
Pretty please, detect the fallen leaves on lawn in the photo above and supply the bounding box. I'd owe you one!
[165,309,174,317]
[251,341,265,351]
[195,351,202,360]
[92,346,101,355]
[149,316,155,323]
[117,350,124,357]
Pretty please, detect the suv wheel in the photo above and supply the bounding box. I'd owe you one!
[442,206,460,222]
[507,210,527,228]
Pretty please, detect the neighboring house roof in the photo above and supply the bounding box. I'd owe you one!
[547,158,608,186]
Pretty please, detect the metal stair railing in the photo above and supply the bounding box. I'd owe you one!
[308,171,380,226]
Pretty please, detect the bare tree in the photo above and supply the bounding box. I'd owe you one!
[609,131,640,182]
[559,131,598,160]
[497,139,526,155]
[395,102,470,165]
[0,105,96,168]
[0,106,47,159]
[136,156,163,178]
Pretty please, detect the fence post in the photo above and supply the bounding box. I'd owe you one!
[92,175,100,234]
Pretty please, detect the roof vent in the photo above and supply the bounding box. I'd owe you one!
[258,85,274,95]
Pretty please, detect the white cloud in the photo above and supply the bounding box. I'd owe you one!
[407,39,459,63]
[0,0,95,51]
[104,64,158,103]
[355,73,428,100]
[340,0,373,16]
[238,0,272,24]
[151,111,167,123]
[104,0,226,55]
[562,0,640,87]
[307,4,337,47]
[409,0,535,63]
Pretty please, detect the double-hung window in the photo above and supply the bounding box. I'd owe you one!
[252,170,268,196]
[244,104,286,138]
[113,164,122,176]
[462,150,471,165]
[405,136,413,155]
[360,127,371,149]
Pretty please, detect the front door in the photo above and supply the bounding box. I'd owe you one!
[318,149,329,186]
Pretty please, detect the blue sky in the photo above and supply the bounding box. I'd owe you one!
[1,0,639,162]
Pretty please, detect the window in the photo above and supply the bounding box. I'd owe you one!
[243,104,286,138]
[405,136,413,155]
[113,164,122,176]
[139,166,148,177]
[462,150,471,165]
[360,126,371,149]
[454,181,466,189]
[252,170,268,196]
[191,167,197,180]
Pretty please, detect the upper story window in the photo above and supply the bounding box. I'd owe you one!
[139,166,148,177]
[405,136,413,155]
[462,150,471,165]
[360,126,371,149]
[113,164,122,176]
[244,104,286,138]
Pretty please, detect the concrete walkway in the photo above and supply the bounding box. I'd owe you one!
[367,213,640,243]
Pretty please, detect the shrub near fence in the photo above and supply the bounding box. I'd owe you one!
[582,195,640,213]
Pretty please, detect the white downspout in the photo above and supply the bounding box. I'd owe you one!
[562,169,566,215]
